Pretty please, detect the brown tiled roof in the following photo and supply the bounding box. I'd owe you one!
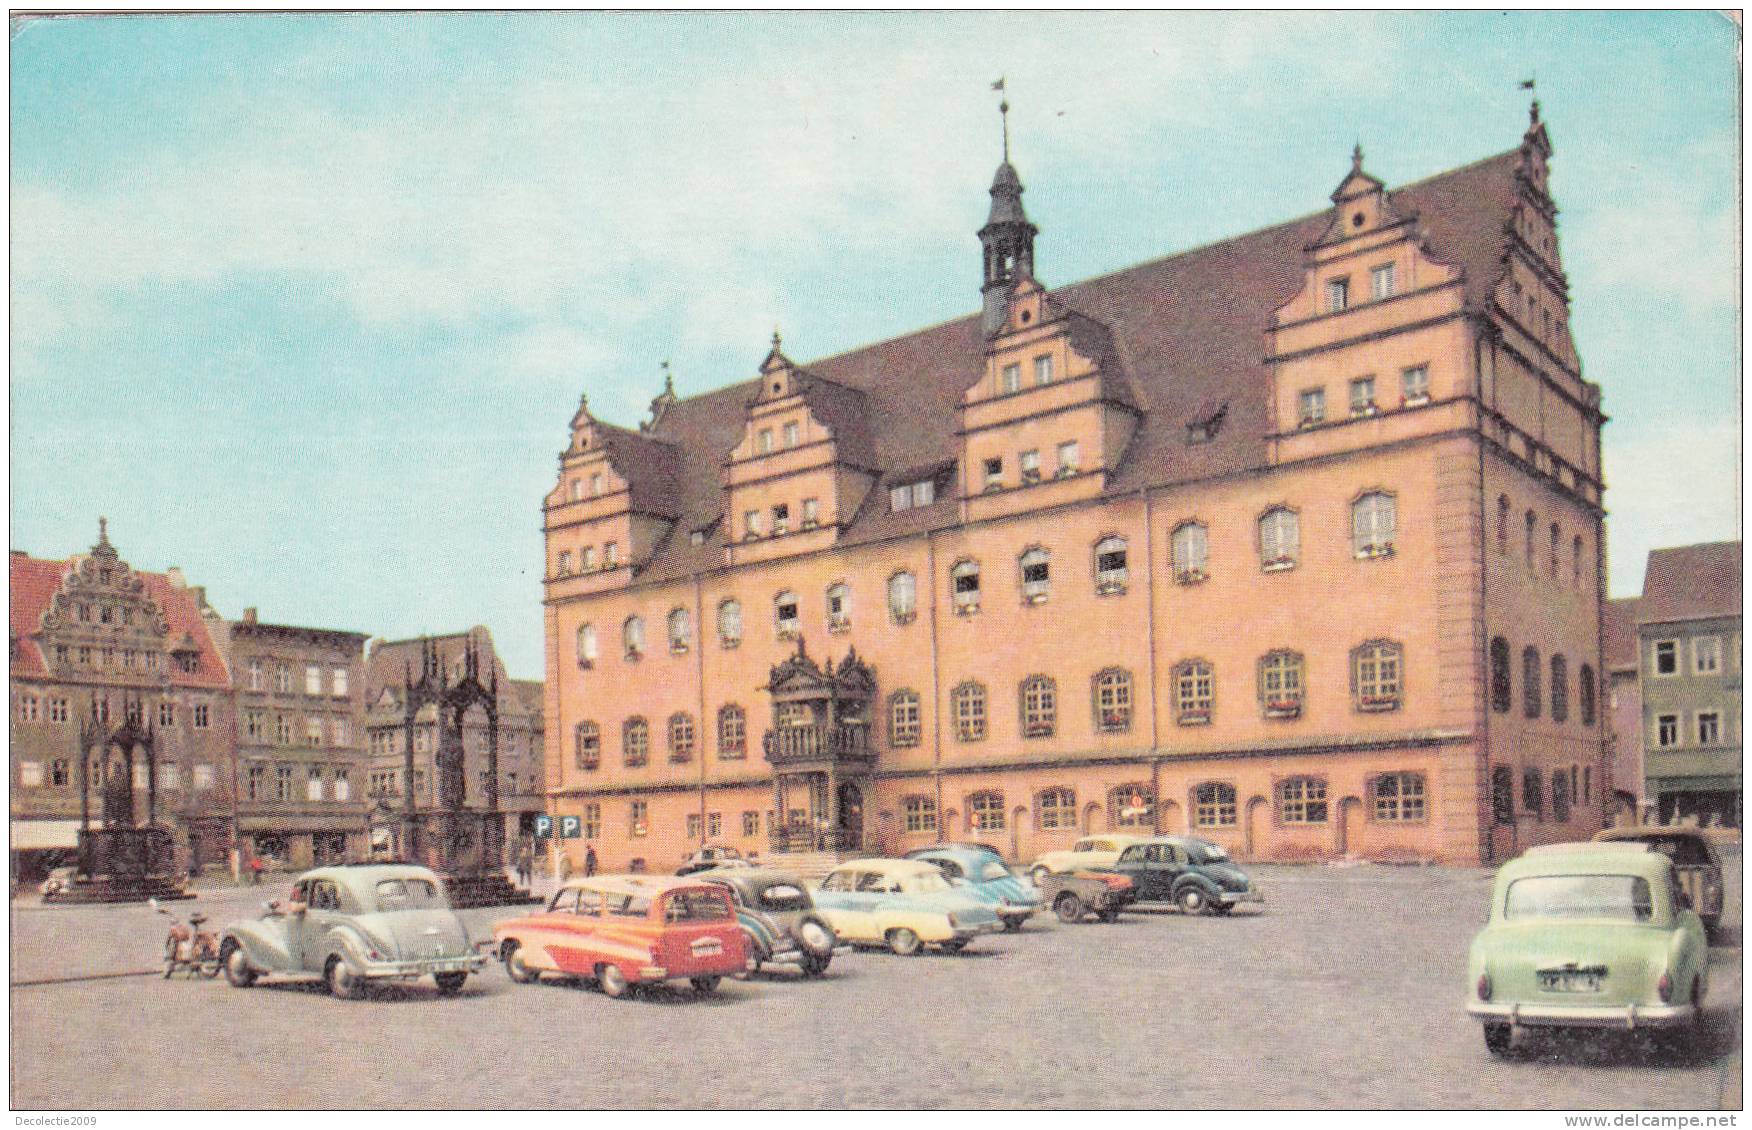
[1604,598,1640,672]
[618,149,1524,587]
[596,424,682,518]
[793,373,875,470]
[1639,542,1742,625]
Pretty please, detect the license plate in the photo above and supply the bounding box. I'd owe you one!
[1538,971,1601,993]
[691,938,722,957]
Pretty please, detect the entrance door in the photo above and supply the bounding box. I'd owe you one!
[837,781,864,852]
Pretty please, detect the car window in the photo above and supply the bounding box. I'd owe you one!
[375,878,445,911]
[1505,874,1654,922]
[1186,841,1228,864]
[937,860,964,879]
[664,889,731,922]
[548,888,582,914]
[1144,844,1172,864]
[977,861,1011,882]
[820,871,850,892]
[604,892,652,918]
[855,872,889,892]
[1073,839,1095,852]
[705,881,745,908]
[309,880,339,911]
[758,884,809,911]
[291,880,310,903]
[1118,846,1143,863]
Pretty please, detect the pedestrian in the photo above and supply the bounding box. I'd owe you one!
[248,855,263,886]
[584,844,598,877]
[516,843,532,887]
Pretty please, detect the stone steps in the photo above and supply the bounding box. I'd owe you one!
[44,877,193,904]
[759,851,844,882]
[441,874,542,909]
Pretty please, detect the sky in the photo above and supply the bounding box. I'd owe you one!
[9,11,1741,680]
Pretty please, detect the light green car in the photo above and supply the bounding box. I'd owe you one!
[1467,843,1709,1055]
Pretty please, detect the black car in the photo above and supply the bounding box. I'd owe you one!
[696,868,848,976]
[1112,836,1263,915]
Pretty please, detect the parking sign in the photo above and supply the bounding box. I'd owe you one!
[560,814,582,839]
[533,814,553,839]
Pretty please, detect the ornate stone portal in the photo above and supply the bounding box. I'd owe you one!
[762,640,876,855]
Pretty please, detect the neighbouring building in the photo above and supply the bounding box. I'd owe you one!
[363,628,546,853]
[1604,596,1643,822]
[215,608,370,870]
[9,525,236,882]
[1634,542,1741,827]
[542,104,1608,870]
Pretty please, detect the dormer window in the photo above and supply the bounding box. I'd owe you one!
[1325,278,1349,313]
[1020,450,1041,485]
[782,422,800,449]
[983,458,1003,491]
[604,542,620,567]
[802,498,819,529]
[890,478,937,512]
[744,510,762,540]
[1056,441,1080,477]
[1298,388,1325,427]
[1001,364,1021,394]
[1370,263,1396,301]
[757,429,773,454]
[1033,355,1054,385]
[772,503,789,535]
[690,529,706,547]
[580,546,597,572]
[1401,365,1430,406]
[568,479,583,502]
[1349,377,1377,418]
[557,551,573,576]
[590,472,603,496]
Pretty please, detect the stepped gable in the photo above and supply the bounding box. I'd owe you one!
[627,148,1524,587]
[1639,542,1742,624]
[364,626,510,698]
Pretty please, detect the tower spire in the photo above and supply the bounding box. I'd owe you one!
[978,78,1038,337]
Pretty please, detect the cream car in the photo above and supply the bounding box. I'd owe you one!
[811,859,1004,955]
[1027,835,1151,881]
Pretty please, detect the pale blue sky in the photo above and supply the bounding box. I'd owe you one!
[10,12,1740,679]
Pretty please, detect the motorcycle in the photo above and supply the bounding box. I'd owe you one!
[151,898,221,978]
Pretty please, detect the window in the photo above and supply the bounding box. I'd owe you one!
[744,510,763,538]
[574,722,600,770]
[192,703,210,729]
[305,717,323,747]
[1194,782,1238,828]
[904,795,937,834]
[19,761,44,788]
[623,616,645,658]
[1695,636,1723,675]
[1094,536,1128,592]
[1522,767,1543,817]
[275,765,295,802]
[194,764,214,790]
[1033,354,1054,385]
[741,811,759,838]
[968,792,1006,831]
[1298,388,1325,426]
[1094,668,1132,733]
[1020,548,1051,603]
[1490,637,1511,713]
[1550,770,1570,822]
[1056,441,1080,476]
[1370,263,1396,301]
[1259,651,1304,717]
[48,698,67,724]
[802,498,819,527]
[623,717,649,767]
[248,658,264,691]
[1001,363,1021,393]
[1698,711,1722,745]
[1279,777,1328,824]
[1655,714,1680,748]
[1579,664,1597,726]
[18,695,40,722]
[1373,773,1426,822]
[889,691,921,747]
[756,428,773,454]
[782,421,799,448]
[1175,660,1214,724]
[1171,522,1208,583]
[1353,641,1402,711]
[306,767,324,802]
[826,583,850,629]
[668,713,695,762]
[707,812,723,838]
[1109,784,1155,827]
[275,663,293,693]
[774,591,800,637]
[667,608,691,653]
[1522,647,1541,717]
[246,765,265,803]
[630,800,648,837]
[1019,449,1041,484]
[556,551,573,576]
[333,768,351,802]
[1572,536,1584,590]
[303,664,321,696]
[125,698,143,725]
[888,571,917,623]
[1259,508,1298,571]
[1496,496,1509,554]
[1524,510,1537,569]
[772,503,789,534]
[1653,640,1678,676]
[952,681,987,742]
[579,803,600,840]
[1325,277,1349,313]
[245,709,267,741]
[1550,655,1569,723]
[1352,492,1395,557]
[604,542,619,567]
[577,623,598,667]
[568,478,583,502]
[718,600,742,647]
[1349,377,1376,417]
[890,478,936,512]
[1401,364,1429,405]
[1037,787,1076,830]
[952,560,981,614]
[1491,766,1515,825]
[1020,675,1056,738]
[718,705,746,759]
[332,668,348,697]
[1549,523,1560,577]
[332,717,349,746]
[983,457,1003,490]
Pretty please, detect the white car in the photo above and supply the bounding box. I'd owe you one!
[1027,835,1151,881]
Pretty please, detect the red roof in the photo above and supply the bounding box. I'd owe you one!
[1639,542,1742,625]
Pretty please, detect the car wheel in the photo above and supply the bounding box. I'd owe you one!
[434,971,468,996]
[886,928,922,956]
[502,940,538,984]
[221,941,256,989]
[1482,1023,1514,1057]
[1000,915,1026,933]
[326,955,366,1000]
[1176,886,1210,915]
[597,963,630,999]
[690,975,721,993]
[1054,893,1085,923]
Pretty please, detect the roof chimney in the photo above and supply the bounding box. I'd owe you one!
[242,607,258,625]
[166,567,186,588]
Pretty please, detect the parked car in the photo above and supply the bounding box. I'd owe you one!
[217,863,484,999]
[491,875,749,998]
[905,845,1042,931]
[1026,834,1151,881]
[696,868,849,975]
[1035,870,1137,923]
[676,845,747,877]
[1467,842,1709,1055]
[1594,826,1725,933]
[813,858,1004,955]
[1112,836,1262,915]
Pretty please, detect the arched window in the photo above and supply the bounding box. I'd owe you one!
[1549,522,1561,578]
[967,791,1006,832]
[1037,787,1077,830]
[826,582,851,630]
[1093,668,1132,732]
[1491,765,1515,824]
[1573,535,1585,590]
[889,690,921,748]
[1278,777,1328,824]
[1019,675,1056,737]
[576,623,597,668]
[774,591,800,638]
[1550,655,1569,723]
[1352,492,1396,558]
[903,794,937,834]
[1489,637,1511,713]
[951,559,981,615]
[622,616,645,658]
[1192,782,1237,828]
[1171,522,1208,583]
[1496,495,1510,554]
[1352,640,1403,711]
[622,717,649,767]
[1259,508,1299,570]
[1579,664,1597,726]
[1522,646,1542,718]
[1094,536,1129,593]
[1259,650,1305,717]
[1524,510,1537,568]
[717,600,742,648]
[1110,784,1155,828]
[717,704,746,759]
[952,681,987,742]
[667,608,691,653]
[574,721,600,770]
[888,571,917,624]
[668,712,696,762]
[1020,547,1051,603]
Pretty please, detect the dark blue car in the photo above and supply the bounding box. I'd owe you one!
[1112,836,1263,915]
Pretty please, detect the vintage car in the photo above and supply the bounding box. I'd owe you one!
[1467,843,1709,1055]
[904,845,1042,931]
[491,874,749,997]
[1026,834,1151,881]
[218,863,484,998]
[1594,826,1726,933]
[675,845,747,877]
[696,868,849,975]
[1036,870,1138,923]
[1112,836,1262,915]
[813,858,1004,955]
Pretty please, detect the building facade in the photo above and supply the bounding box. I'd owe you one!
[542,107,1609,870]
[9,526,236,881]
[216,608,370,870]
[1604,596,1643,821]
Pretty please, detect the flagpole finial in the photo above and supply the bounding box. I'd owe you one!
[1352,142,1363,172]
[991,77,1010,162]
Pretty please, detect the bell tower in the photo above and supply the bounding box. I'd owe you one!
[979,95,1037,335]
